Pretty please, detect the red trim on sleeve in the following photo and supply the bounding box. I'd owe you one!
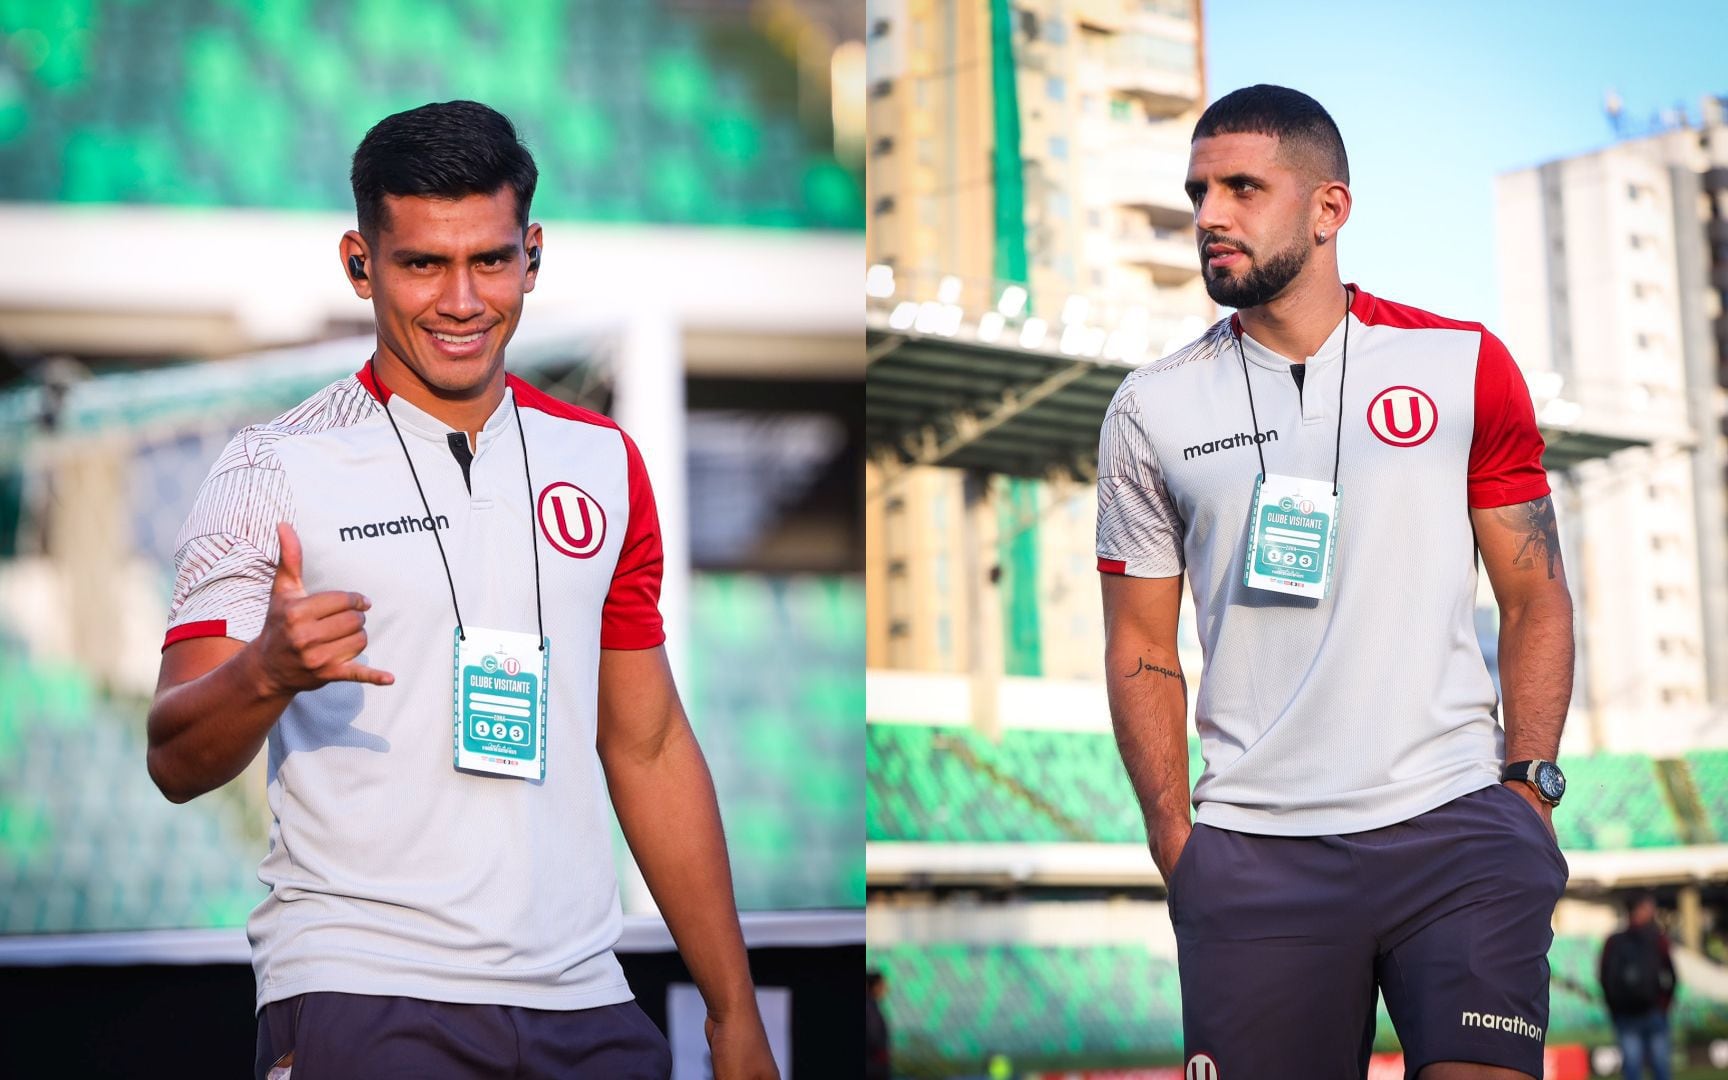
[162,620,228,651]
[354,363,392,403]
[601,430,667,650]
[1468,331,1550,508]
[1098,558,1127,575]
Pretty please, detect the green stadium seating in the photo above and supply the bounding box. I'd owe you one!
[871,933,1728,1072]
[1555,753,1682,850]
[868,942,1183,1072]
[1682,749,1728,841]
[0,0,861,230]
[685,573,863,909]
[869,726,1697,851]
[0,570,862,933]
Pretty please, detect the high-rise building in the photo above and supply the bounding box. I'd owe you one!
[1495,96,1728,754]
[864,0,1210,682]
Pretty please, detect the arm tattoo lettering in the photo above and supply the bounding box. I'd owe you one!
[1493,496,1561,580]
[1123,657,1184,682]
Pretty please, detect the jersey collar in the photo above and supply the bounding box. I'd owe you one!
[1228,283,1369,372]
[354,363,517,445]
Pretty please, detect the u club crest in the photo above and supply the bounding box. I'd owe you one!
[537,481,606,559]
[1366,385,1438,448]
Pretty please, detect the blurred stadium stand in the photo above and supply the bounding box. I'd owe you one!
[0,1,862,1074]
[0,0,859,230]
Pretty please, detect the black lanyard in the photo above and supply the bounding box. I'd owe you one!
[1233,290,1351,496]
[371,360,546,651]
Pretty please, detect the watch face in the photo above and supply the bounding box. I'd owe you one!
[1535,761,1566,801]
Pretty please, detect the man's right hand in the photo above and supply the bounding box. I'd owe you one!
[1152,821,1192,886]
[254,522,395,694]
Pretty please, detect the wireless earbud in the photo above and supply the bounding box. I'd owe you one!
[527,246,541,274]
[347,254,368,281]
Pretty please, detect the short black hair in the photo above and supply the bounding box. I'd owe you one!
[350,100,538,240]
[1193,85,1349,185]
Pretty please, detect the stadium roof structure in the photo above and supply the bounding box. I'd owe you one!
[866,309,1655,479]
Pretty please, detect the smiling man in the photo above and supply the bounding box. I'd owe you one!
[1097,86,1574,1079]
[146,101,776,1080]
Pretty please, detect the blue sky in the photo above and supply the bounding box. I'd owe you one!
[1204,0,1728,327]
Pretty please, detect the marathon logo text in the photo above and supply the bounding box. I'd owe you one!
[1459,1010,1543,1041]
[1183,429,1278,460]
[338,514,451,542]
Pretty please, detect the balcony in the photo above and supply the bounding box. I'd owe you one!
[1113,224,1200,281]
[1082,30,1200,118]
[1095,144,1192,218]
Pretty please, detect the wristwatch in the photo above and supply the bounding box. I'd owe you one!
[1502,760,1566,806]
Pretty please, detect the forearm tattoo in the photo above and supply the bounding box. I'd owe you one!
[1493,496,1561,579]
[1123,657,1183,682]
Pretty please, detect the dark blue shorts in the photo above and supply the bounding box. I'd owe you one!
[1169,782,1568,1079]
[253,992,672,1080]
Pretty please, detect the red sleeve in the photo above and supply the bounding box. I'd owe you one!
[600,431,666,650]
[1468,331,1550,509]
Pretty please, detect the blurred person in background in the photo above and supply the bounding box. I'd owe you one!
[1099,84,1572,1080]
[144,100,775,1080]
[1600,890,1678,1080]
[866,968,890,1080]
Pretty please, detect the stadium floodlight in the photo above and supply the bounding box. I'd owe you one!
[997,285,1029,318]
[1019,316,1048,349]
[865,263,896,299]
[1061,295,1090,325]
[1059,322,1086,355]
[935,303,964,337]
[888,300,918,330]
[913,301,946,334]
[977,311,1006,343]
[937,275,962,305]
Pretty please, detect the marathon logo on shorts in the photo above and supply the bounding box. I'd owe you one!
[1185,1052,1220,1079]
[1459,1009,1543,1041]
[1182,429,1278,461]
[337,514,451,542]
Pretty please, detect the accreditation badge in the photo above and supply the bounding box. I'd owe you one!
[452,625,550,780]
[1243,473,1340,598]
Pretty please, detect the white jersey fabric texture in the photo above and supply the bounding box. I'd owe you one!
[1097,287,1550,837]
[164,366,665,1012]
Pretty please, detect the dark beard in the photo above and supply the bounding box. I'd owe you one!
[1202,233,1310,309]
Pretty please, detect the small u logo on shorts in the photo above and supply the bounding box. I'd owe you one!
[1186,1052,1220,1079]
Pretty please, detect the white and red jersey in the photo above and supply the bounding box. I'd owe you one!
[165,365,662,1011]
[1097,286,1549,836]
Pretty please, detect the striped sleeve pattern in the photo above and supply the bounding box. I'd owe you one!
[164,430,293,647]
[163,376,374,649]
[1095,378,1184,578]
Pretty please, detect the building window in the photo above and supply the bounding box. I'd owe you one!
[1110,98,1133,122]
[1047,76,1066,102]
[1629,234,1643,249]
[1050,136,1069,160]
[870,79,893,99]
[936,615,953,658]
[871,136,895,157]
[870,17,890,38]
[873,196,896,216]
[934,554,950,594]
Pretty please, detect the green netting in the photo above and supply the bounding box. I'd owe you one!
[0,0,861,230]
[999,478,1042,677]
[987,0,1028,293]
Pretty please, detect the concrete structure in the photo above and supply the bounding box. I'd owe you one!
[1495,96,1728,754]
[864,0,1209,683]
